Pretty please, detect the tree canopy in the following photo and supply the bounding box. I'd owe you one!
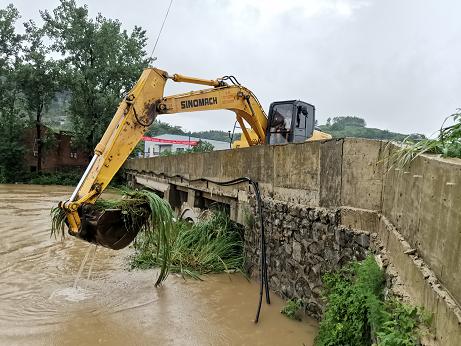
[327,116,366,130]
[41,0,152,150]
[0,1,153,181]
[0,4,26,182]
[17,20,61,171]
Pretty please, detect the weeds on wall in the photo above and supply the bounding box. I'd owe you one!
[315,256,430,346]
[281,298,304,321]
[388,110,461,168]
[377,300,431,346]
[131,210,244,279]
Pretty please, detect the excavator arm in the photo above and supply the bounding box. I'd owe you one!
[156,83,267,146]
[59,67,271,249]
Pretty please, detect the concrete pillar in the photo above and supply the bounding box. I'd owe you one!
[187,189,196,207]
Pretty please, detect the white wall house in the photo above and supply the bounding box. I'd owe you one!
[143,134,230,157]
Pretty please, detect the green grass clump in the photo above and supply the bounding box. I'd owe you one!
[50,188,173,286]
[315,256,429,346]
[131,210,244,279]
[389,110,461,168]
[281,298,303,321]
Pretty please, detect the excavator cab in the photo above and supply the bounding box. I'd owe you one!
[266,100,315,145]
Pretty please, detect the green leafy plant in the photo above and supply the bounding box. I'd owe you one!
[50,205,68,239]
[315,256,385,346]
[281,298,303,321]
[377,301,425,346]
[315,256,429,346]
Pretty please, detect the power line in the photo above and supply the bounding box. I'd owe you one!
[149,0,174,60]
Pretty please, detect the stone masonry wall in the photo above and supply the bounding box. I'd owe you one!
[245,198,371,319]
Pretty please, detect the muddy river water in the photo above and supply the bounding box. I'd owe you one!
[0,184,317,345]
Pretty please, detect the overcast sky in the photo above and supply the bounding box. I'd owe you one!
[5,0,461,135]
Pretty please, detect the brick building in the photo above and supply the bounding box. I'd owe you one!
[23,125,89,172]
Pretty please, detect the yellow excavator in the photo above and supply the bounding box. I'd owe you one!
[59,67,331,249]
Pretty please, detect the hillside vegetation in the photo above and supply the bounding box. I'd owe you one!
[146,120,235,143]
[147,116,424,144]
[317,116,425,141]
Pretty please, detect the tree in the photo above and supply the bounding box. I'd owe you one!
[0,4,26,182]
[17,20,61,172]
[41,0,152,151]
[147,120,185,136]
[190,140,214,153]
[0,4,21,71]
[159,140,214,156]
[147,119,237,143]
[189,130,232,143]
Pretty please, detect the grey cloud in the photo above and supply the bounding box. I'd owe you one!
[6,0,461,135]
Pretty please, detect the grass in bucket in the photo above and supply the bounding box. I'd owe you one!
[50,188,173,286]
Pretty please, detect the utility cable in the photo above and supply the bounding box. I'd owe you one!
[149,0,174,60]
[132,103,156,127]
[144,172,271,322]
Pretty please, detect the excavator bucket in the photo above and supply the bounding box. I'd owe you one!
[72,205,143,250]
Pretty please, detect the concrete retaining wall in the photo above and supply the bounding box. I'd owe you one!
[382,152,461,306]
[125,138,461,344]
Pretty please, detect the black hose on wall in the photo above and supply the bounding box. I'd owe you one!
[143,172,271,322]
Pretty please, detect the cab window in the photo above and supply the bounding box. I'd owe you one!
[295,106,306,129]
[269,104,293,144]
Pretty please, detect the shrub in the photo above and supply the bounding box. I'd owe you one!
[27,171,82,185]
[315,256,429,346]
[281,298,303,321]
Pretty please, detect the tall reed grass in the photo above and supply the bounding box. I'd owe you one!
[131,210,244,279]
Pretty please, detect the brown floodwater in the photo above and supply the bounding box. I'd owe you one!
[0,184,318,346]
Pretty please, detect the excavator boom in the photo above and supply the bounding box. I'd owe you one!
[59,67,330,249]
